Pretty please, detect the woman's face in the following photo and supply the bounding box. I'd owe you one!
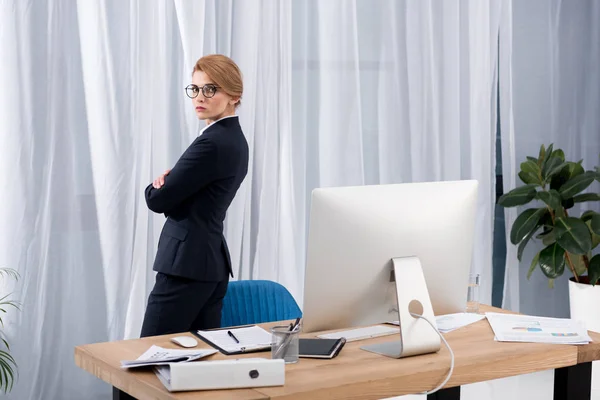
[190,70,237,123]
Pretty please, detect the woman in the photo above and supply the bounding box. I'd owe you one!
[141,54,249,337]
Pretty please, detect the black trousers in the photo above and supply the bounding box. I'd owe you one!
[140,272,228,337]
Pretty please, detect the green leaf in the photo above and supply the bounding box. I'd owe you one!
[527,156,538,163]
[588,220,600,249]
[541,144,554,172]
[569,252,588,276]
[527,251,540,279]
[551,149,565,161]
[582,210,600,222]
[538,144,546,164]
[517,227,539,262]
[550,162,585,191]
[0,349,16,393]
[591,214,600,236]
[573,193,600,203]
[589,255,600,286]
[521,160,541,177]
[510,208,547,245]
[559,171,597,199]
[497,184,538,207]
[537,229,557,246]
[539,243,566,279]
[545,161,568,182]
[536,190,562,211]
[542,157,564,181]
[544,144,554,163]
[520,161,542,185]
[554,217,593,255]
[519,171,541,185]
[536,228,552,239]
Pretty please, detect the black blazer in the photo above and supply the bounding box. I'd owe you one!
[145,116,249,281]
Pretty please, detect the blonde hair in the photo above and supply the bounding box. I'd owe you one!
[193,54,243,108]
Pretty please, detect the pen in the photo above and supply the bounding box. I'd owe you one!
[274,319,301,359]
[290,317,301,331]
[227,330,240,343]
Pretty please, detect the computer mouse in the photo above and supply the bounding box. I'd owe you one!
[170,336,198,348]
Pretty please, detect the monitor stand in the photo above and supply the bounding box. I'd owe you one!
[360,256,441,358]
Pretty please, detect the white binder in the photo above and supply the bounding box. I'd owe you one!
[154,358,285,392]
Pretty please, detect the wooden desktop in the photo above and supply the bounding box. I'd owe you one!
[74,305,600,400]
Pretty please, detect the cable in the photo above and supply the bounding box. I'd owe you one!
[410,312,455,395]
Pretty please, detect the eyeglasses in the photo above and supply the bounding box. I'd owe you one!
[185,84,220,99]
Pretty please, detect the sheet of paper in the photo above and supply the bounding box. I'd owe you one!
[154,365,171,384]
[387,313,485,333]
[197,326,273,352]
[486,312,592,345]
[435,313,486,332]
[120,345,217,369]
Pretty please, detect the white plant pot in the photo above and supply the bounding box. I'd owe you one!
[569,278,600,333]
[568,278,600,391]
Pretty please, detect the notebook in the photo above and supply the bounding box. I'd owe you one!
[299,338,346,359]
[194,326,273,355]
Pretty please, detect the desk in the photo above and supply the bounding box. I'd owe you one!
[75,305,600,400]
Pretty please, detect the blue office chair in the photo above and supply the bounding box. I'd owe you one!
[220,280,302,327]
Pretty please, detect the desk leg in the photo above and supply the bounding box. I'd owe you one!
[427,386,460,400]
[113,387,136,400]
[554,362,592,400]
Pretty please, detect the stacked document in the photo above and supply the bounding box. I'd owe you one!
[120,345,217,369]
[388,313,486,333]
[435,313,486,333]
[485,312,593,345]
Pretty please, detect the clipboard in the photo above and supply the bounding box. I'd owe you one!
[192,325,273,355]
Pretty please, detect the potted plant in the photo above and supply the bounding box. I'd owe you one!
[0,268,19,393]
[498,144,600,331]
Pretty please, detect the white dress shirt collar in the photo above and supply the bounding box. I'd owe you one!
[198,115,238,136]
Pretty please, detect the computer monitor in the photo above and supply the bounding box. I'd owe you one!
[301,180,478,334]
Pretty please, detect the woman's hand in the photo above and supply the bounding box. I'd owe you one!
[153,169,171,189]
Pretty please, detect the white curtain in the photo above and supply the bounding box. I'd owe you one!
[501,0,600,317]
[0,0,290,398]
[1,0,501,399]
[500,1,600,397]
[292,0,499,307]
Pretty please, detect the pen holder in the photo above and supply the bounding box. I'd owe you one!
[271,325,300,364]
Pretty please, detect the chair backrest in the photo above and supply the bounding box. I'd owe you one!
[221,280,302,327]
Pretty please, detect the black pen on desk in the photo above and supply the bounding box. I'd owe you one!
[227,330,240,343]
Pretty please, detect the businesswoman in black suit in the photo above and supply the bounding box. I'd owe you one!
[140,54,249,337]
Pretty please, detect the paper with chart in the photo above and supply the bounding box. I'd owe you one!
[197,326,273,352]
[485,312,592,345]
[120,345,217,369]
